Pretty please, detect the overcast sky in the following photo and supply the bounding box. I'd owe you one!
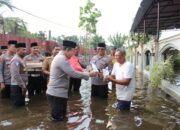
[3,0,178,40]
[0,0,145,39]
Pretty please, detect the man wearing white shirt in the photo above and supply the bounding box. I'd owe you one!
[107,48,135,111]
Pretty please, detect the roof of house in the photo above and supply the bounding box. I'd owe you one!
[131,0,180,35]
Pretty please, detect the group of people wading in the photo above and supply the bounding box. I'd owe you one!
[0,40,135,122]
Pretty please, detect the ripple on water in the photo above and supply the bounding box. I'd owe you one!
[0,120,12,126]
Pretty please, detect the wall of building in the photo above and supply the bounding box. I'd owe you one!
[131,33,180,73]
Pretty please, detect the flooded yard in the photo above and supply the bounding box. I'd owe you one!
[0,73,179,130]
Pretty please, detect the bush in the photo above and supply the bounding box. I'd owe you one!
[173,56,180,67]
[150,63,163,88]
[150,56,174,88]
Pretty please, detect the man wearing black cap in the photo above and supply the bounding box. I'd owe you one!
[46,40,97,121]
[10,43,28,106]
[42,45,61,90]
[90,42,111,99]
[0,40,17,98]
[24,42,44,96]
[0,45,8,55]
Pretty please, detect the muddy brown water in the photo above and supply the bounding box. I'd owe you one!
[0,73,179,130]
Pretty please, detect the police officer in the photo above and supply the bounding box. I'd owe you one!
[24,42,44,96]
[46,40,97,121]
[0,45,8,55]
[0,40,17,98]
[90,42,111,99]
[10,43,28,106]
[42,45,61,90]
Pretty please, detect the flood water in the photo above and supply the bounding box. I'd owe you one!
[0,73,180,130]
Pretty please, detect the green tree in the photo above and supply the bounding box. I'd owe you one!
[79,0,101,35]
[89,34,104,48]
[150,56,174,88]
[53,35,80,45]
[4,17,29,36]
[56,35,65,43]
[0,0,13,10]
[108,33,128,47]
[31,31,47,40]
[130,32,151,45]
[64,35,80,43]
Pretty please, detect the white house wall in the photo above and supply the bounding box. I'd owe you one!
[134,33,180,72]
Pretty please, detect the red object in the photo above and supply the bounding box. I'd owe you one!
[69,55,83,72]
[0,34,57,53]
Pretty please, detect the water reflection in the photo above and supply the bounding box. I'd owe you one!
[0,73,179,130]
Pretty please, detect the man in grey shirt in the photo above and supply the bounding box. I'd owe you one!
[10,43,28,106]
[46,40,97,121]
[0,40,17,98]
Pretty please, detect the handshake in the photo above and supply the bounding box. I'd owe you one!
[88,63,110,81]
[88,71,98,77]
[88,70,110,80]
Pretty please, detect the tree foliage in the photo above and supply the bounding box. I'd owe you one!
[53,35,80,45]
[108,33,128,47]
[4,17,29,36]
[130,32,152,46]
[31,31,47,40]
[150,56,175,88]
[3,17,48,39]
[79,0,101,35]
[64,35,80,43]
[0,0,13,10]
[89,34,104,48]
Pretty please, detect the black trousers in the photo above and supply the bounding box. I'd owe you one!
[11,85,25,107]
[1,84,10,98]
[91,84,108,99]
[27,76,43,96]
[47,94,67,121]
[42,74,48,91]
[69,77,81,92]
[117,100,131,111]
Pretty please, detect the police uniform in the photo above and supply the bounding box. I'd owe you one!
[10,43,28,106]
[0,40,17,98]
[46,40,90,121]
[24,42,44,96]
[90,42,111,98]
[0,45,8,55]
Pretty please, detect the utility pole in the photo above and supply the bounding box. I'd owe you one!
[48,30,51,40]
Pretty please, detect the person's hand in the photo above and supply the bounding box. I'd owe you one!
[0,83,5,90]
[107,76,114,81]
[88,67,93,72]
[89,71,98,77]
[103,75,109,83]
[98,71,104,78]
[22,87,27,96]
